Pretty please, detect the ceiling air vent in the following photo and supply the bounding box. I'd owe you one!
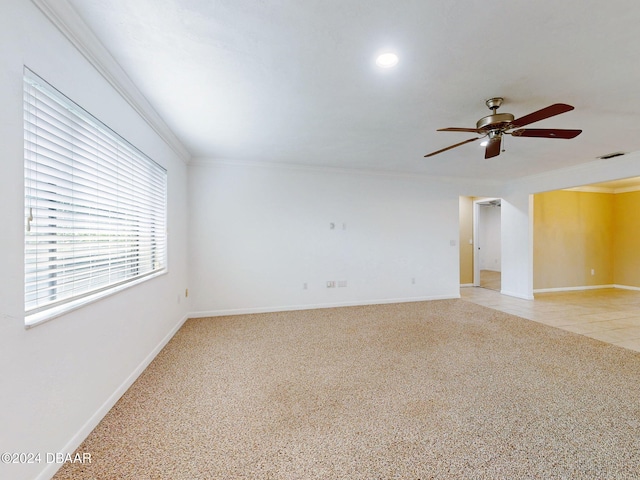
[597,151,626,160]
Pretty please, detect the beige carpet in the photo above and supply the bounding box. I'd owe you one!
[54,300,640,479]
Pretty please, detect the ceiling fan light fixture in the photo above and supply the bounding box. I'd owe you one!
[480,140,489,147]
[376,52,399,68]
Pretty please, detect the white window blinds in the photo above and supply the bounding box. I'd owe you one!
[24,68,167,321]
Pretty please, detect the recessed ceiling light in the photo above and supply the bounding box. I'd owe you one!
[376,52,399,68]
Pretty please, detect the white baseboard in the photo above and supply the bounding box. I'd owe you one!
[189,295,460,319]
[460,283,475,288]
[500,290,535,300]
[37,313,190,480]
[533,284,615,294]
[613,284,640,291]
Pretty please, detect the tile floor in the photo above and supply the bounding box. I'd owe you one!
[479,269,501,291]
[460,286,640,353]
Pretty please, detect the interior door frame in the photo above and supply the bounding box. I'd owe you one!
[473,197,502,287]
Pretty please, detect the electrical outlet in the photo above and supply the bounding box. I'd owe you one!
[326,281,336,288]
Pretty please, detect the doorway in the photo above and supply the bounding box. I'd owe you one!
[474,198,502,291]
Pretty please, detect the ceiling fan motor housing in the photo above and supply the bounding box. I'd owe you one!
[476,112,515,131]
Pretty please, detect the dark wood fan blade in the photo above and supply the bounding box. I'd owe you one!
[438,127,483,133]
[510,128,582,139]
[424,137,479,157]
[485,136,502,159]
[510,103,575,128]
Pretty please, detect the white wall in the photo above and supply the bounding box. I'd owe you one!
[188,162,462,315]
[0,2,190,479]
[499,193,534,299]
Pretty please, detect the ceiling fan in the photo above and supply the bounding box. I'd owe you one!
[424,97,582,159]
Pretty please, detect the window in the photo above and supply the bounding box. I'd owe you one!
[24,68,167,326]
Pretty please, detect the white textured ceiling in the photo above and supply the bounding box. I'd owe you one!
[65,0,640,181]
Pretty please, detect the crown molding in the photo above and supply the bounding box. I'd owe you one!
[189,157,504,188]
[562,185,615,194]
[563,184,640,194]
[612,184,640,194]
[31,0,192,164]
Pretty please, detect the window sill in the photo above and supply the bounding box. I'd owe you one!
[25,269,168,329]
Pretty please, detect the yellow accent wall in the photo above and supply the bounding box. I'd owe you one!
[534,190,614,289]
[613,190,640,287]
[459,196,474,284]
